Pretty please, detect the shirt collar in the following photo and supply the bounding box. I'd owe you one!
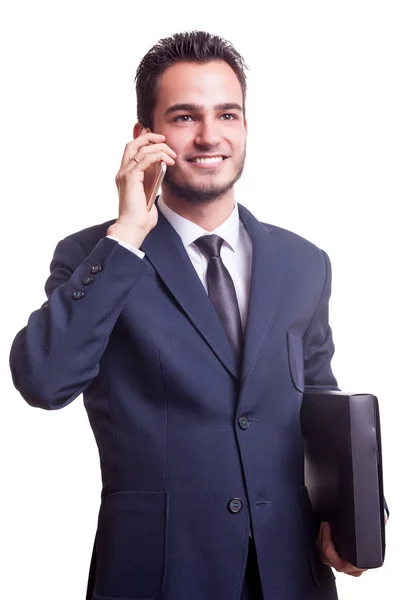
[157,195,240,252]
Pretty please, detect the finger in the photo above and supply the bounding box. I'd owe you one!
[318,522,330,558]
[134,150,175,172]
[119,134,166,168]
[323,549,346,571]
[320,523,347,571]
[133,143,177,163]
[118,151,174,182]
[339,562,367,576]
[318,523,333,567]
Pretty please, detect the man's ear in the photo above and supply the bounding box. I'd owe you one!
[133,123,150,139]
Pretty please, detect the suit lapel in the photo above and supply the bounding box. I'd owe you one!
[141,201,281,383]
[238,204,282,382]
[142,208,238,380]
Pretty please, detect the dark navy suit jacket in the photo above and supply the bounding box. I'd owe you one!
[10,203,339,600]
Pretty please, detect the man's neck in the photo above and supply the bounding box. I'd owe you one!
[161,189,236,232]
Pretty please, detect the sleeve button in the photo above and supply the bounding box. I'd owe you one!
[83,276,94,285]
[72,290,85,300]
[91,264,102,274]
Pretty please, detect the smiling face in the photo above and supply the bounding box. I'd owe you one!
[151,60,247,204]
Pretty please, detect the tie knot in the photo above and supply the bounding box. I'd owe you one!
[193,234,224,261]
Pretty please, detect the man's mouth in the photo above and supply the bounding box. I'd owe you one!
[188,155,227,165]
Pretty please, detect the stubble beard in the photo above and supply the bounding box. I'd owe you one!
[163,149,246,204]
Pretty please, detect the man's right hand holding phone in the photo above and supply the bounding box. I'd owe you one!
[107,129,176,249]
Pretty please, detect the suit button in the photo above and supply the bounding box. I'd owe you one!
[72,290,85,300]
[91,263,102,274]
[238,416,250,430]
[228,498,243,514]
[83,276,94,285]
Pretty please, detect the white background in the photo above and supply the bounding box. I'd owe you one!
[1,1,398,598]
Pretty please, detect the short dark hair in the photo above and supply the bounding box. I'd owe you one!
[135,31,248,129]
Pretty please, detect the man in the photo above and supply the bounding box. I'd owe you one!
[9,31,366,600]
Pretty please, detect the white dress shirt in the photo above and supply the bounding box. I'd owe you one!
[107,196,253,329]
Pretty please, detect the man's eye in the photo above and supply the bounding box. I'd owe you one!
[175,115,194,122]
[220,114,236,121]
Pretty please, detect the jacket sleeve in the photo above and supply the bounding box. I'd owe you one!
[303,249,340,391]
[9,235,149,410]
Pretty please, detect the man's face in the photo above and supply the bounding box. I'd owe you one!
[152,60,247,203]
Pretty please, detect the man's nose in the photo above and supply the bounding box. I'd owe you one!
[194,119,220,147]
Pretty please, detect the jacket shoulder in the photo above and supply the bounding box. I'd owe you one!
[262,222,325,256]
[62,218,117,255]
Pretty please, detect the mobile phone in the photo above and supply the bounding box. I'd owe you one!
[146,160,167,211]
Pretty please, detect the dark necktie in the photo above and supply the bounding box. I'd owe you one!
[194,234,243,362]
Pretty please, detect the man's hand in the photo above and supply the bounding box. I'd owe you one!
[317,522,367,577]
[107,129,176,248]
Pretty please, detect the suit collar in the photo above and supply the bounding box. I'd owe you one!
[157,195,240,252]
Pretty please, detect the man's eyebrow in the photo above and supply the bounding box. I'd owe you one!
[165,102,243,115]
[215,103,243,112]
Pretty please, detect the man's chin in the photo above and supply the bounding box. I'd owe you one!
[163,178,234,204]
[163,167,244,204]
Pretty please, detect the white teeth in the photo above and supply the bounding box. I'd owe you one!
[192,156,224,164]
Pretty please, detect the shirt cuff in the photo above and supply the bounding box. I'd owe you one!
[106,235,145,259]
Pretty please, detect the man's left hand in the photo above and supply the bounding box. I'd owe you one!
[317,522,367,577]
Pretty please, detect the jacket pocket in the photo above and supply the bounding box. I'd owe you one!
[93,490,169,600]
[298,486,335,587]
[287,331,305,392]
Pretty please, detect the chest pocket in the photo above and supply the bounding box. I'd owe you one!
[287,331,305,392]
